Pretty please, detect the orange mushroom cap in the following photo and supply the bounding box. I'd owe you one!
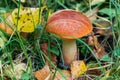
[46,9,93,39]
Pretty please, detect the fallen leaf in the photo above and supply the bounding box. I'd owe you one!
[99,70,111,80]
[70,60,87,79]
[90,0,105,6]
[12,7,39,32]
[61,70,71,80]
[35,65,71,80]
[85,8,98,22]
[41,43,48,55]
[105,70,111,77]
[0,13,13,35]
[12,7,46,32]
[4,13,10,18]
[78,76,92,80]
[95,29,106,36]
[20,0,26,3]
[85,62,102,79]
[50,70,71,80]
[86,69,101,76]
[41,43,57,65]
[93,17,112,36]
[86,62,112,80]
[34,65,50,80]
[87,33,106,59]
[4,63,27,79]
[94,46,106,59]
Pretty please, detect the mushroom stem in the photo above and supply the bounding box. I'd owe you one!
[62,39,77,65]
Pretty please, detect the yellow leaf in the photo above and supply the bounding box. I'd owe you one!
[100,70,111,80]
[105,70,111,77]
[11,7,45,33]
[71,60,87,79]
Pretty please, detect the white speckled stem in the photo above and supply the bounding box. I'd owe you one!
[62,39,77,66]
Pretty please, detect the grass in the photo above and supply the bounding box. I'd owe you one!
[0,0,120,80]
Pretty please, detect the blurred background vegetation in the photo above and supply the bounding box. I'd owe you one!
[0,0,120,80]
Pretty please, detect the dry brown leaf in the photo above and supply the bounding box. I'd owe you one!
[0,13,13,35]
[95,29,106,35]
[35,66,71,80]
[51,54,57,65]
[62,70,71,80]
[50,70,71,80]
[87,69,101,76]
[94,18,112,36]
[87,33,106,59]
[41,43,48,55]
[4,63,27,79]
[94,46,106,59]
[4,13,10,18]
[34,65,50,80]
[90,0,105,6]
[85,8,98,22]
[20,0,26,3]
[78,76,92,80]
[71,60,87,79]
[41,43,57,65]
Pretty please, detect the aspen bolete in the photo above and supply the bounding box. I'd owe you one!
[46,9,93,66]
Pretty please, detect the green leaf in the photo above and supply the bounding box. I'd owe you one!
[113,48,120,57]
[48,46,59,56]
[100,55,112,62]
[21,73,31,80]
[99,8,115,17]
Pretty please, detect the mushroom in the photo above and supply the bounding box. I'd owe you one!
[46,9,93,66]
